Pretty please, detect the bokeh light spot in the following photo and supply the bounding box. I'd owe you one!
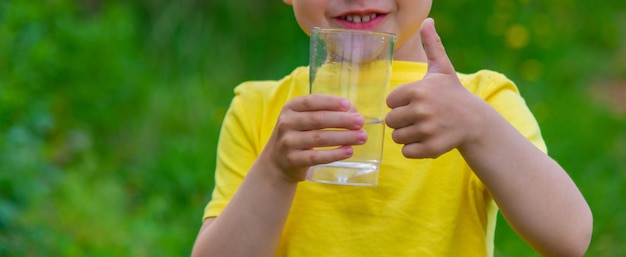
[506,24,529,49]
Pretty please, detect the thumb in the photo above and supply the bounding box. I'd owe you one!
[420,18,455,75]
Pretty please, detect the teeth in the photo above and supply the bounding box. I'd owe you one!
[343,13,378,23]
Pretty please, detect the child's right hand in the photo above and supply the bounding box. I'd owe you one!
[258,94,367,183]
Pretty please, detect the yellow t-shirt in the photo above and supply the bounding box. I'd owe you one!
[204,61,547,257]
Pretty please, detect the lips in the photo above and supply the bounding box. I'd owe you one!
[334,11,386,30]
[340,13,379,23]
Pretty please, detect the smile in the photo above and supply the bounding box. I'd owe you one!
[334,11,386,30]
[340,13,379,23]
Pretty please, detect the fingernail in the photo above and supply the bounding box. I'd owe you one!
[354,115,364,126]
[357,131,368,143]
[340,99,350,110]
[343,146,354,157]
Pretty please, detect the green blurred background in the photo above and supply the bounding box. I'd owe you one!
[1,0,624,256]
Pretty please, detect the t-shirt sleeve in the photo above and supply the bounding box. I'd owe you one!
[203,83,261,220]
[469,70,547,153]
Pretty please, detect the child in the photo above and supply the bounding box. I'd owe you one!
[192,1,593,256]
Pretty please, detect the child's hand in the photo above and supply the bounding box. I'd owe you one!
[385,18,487,159]
[259,94,366,182]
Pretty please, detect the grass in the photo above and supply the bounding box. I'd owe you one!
[0,0,624,256]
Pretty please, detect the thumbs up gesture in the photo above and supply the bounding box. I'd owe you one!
[385,18,487,159]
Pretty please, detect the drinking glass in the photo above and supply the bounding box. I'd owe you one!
[307,27,395,186]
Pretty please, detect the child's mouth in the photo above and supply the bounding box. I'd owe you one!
[335,12,385,30]
[340,13,379,23]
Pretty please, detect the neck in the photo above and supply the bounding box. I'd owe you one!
[392,31,427,63]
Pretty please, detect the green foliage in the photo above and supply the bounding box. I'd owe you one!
[1,0,624,256]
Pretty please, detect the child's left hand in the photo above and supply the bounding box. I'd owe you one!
[385,18,488,159]
[386,19,593,257]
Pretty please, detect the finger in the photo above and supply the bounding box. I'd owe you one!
[389,121,436,145]
[385,104,417,129]
[291,111,364,131]
[401,141,448,159]
[386,82,417,109]
[420,18,456,75]
[289,94,351,112]
[290,146,355,167]
[290,129,367,149]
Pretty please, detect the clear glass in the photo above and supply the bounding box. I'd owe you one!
[307,27,396,186]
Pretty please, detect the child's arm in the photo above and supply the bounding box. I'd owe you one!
[191,95,366,257]
[386,18,592,256]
